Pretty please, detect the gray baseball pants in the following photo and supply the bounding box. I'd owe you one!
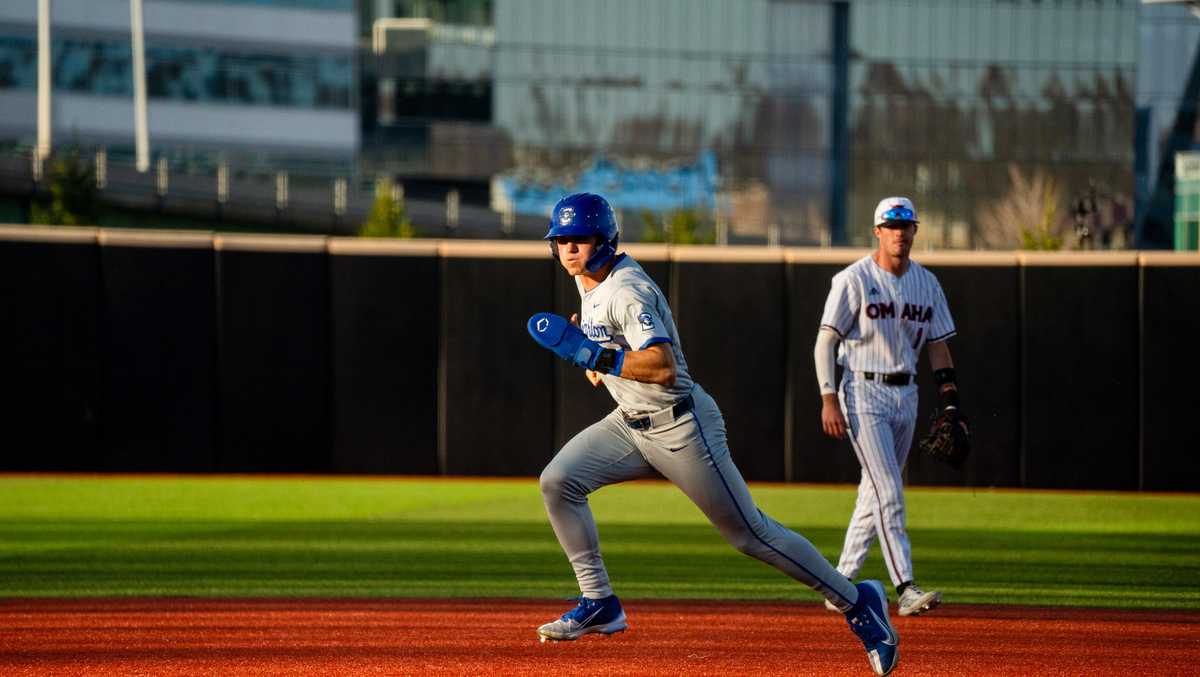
[540,384,858,610]
[837,375,919,587]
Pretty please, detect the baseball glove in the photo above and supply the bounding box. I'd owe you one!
[918,408,971,469]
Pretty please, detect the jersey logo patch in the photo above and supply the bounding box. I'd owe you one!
[869,287,879,296]
[637,312,655,330]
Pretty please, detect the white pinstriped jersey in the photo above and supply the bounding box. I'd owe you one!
[819,255,955,375]
[576,254,694,415]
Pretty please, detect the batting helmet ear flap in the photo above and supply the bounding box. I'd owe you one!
[585,231,618,272]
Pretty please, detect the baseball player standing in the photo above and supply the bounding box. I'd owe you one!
[528,192,900,676]
[814,196,964,617]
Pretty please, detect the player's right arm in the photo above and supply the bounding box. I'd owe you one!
[815,328,847,439]
[601,285,677,386]
[529,300,676,388]
[815,271,858,440]
[606,343,675,386]
[571,316,675,386]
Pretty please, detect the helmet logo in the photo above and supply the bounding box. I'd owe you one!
[536,318,549,333]
[558,207,575,227]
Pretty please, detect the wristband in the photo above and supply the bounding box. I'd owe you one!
[591,348,624,377]
[934,368,957,387]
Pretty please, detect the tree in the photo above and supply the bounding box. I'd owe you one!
[637,208,715,244]
[359,179,417,238]
[31,148,98,226]
[638,209,665,242]
[975,164,1064,250]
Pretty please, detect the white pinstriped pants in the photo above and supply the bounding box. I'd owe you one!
[837,375,920,588]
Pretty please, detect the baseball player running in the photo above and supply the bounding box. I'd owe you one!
[814,196,963,617]
[528,192,900,676]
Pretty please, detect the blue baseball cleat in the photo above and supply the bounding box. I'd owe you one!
[537,594,627,642]
[845,580,899,676]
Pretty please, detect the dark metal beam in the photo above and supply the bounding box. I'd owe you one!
[830,1,850,245]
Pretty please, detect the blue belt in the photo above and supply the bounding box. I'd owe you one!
[625,395,695,430]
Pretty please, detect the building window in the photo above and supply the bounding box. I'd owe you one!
[0,34,352,110]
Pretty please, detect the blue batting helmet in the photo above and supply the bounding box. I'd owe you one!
[545,192,619,272]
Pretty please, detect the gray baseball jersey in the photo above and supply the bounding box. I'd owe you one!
[543,252,858,610]
[576,254,693,415]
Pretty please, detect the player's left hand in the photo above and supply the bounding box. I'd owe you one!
[944,406,970,436]
[918,406,971,469]
[527,312,624,376]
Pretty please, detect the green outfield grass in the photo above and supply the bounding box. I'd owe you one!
[1,475,1197,609]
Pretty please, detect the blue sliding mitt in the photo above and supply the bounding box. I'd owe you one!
[527,313,624,376]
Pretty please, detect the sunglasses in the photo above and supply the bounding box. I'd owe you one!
[879,207,916,222]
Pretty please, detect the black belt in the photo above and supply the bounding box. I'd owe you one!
[863,372,913,386]
[625,395,695,430]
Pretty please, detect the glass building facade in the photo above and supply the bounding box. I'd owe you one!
[1,0,1171,243]
[363,0,493,33]
[1177,152,1200,251]
[1138,3,1200,249]
[360,0,497,179]
[0,0,358,170]
[174,0,354,9]
[846,0,1136,248]
[488,0,1137,247]
[0,35,353,109]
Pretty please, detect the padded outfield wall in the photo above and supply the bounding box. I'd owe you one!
[0,225,1196,491]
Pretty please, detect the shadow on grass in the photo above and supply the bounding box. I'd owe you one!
[0,520,1197,608]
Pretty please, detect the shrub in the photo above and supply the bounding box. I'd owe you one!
[31,148,98,226]
[359,180,416,238]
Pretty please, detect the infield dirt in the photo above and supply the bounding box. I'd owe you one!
[2,598,1197,676]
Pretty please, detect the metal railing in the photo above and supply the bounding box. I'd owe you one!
[0,144,549,239]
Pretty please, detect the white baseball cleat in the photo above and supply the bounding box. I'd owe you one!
[897,584,942,616]
[537,595,627,642]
